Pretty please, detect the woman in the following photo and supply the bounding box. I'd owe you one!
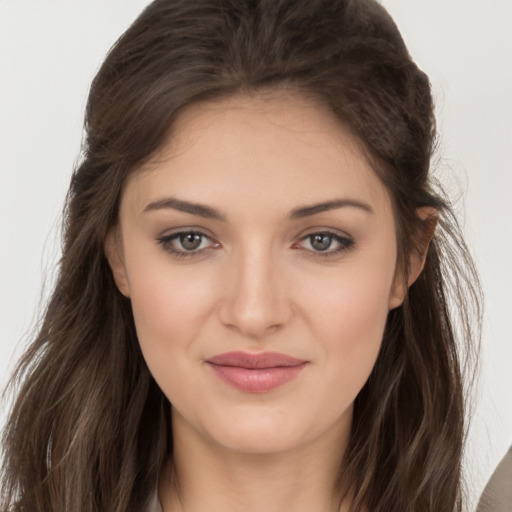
[0,1,481,511]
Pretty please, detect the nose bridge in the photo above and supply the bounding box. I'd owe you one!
[220,240,292,338]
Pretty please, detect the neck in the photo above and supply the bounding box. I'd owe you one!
[159,411,352,512]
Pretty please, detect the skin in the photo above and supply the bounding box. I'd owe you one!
[106,92,427,512]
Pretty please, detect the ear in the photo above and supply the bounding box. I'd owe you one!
[104,228,130,297]
[389,207,438,310]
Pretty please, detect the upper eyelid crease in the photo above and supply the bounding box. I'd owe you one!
[157,231,215,245]
[143,197,373,220]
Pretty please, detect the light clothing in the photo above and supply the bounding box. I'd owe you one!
[476,446,512,512]
[148,490,163,512]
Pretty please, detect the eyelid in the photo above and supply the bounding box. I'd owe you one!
[292,228,355,257]
[156,228,220,259]
[294,225,352,240]
[156,224,217,239]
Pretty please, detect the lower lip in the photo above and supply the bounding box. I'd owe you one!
[207,363,308,393]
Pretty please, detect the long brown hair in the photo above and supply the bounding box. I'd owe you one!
[1,1,481,511]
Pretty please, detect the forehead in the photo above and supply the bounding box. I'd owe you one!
[123,92,392,218]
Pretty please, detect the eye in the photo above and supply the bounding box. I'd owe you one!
[308,233,335,251]
[295,231,354,257]
[177,232,207,251]
[157,230,219,259]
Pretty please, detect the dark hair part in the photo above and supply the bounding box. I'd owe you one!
[1,1,481,511]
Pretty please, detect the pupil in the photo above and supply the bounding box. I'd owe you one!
[181,233,202,250]
[311,234,332,251]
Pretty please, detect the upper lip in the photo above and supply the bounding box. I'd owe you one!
[206,351,307,369]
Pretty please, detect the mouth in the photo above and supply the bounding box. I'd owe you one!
[206,351,308,393]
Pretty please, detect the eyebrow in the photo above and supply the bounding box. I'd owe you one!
[289,198,373,219]
[143,197,373,220]
[144,197,227,221]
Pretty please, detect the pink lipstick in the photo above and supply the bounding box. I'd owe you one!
[206,351,308,393]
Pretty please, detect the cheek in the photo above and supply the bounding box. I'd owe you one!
[125,253,215,371]
[127,267,219,411]
[326,274,391,340]
[306,258,395,393]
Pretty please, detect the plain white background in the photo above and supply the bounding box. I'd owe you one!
[0,1,510,509]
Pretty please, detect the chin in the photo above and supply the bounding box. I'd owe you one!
[199,407,329,456]
[212,427,304,455]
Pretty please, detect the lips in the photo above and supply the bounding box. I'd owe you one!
[206,351,308,393]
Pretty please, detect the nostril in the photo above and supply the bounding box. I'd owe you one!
[218,293,294,339]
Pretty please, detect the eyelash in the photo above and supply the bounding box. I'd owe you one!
[156,230,355,260]
[157,231,218,260]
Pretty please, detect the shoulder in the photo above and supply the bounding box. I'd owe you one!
[476,446,512,512]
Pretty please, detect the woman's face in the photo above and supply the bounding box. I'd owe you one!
[110,93,405,455]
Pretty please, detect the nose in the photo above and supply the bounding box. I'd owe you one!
[218,246,294,339]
